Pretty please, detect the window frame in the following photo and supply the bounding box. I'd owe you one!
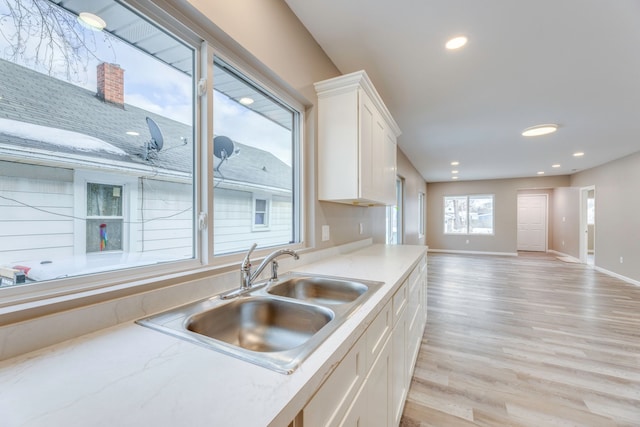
[208,52,305,264]
[443,194,495,235]
[0,0,307,309]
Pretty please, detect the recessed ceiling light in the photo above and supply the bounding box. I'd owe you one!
[552,164,561,168]
[450,161,459,166]
[451,170,459,174]
[446,36,468,50]
[522,124,558,137]
[573,152,585,157]
[452,176,459,180]
[239,97,254,105]
[78,12,106,31]
[537,171,545,175]
[126,131,139,136]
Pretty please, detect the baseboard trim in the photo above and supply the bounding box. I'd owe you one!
[594,267,640,287]
[427,249,518,257]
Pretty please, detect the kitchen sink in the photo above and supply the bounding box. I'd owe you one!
[137,273,383,374]
[267,276,369,305]
[187,297,333,352]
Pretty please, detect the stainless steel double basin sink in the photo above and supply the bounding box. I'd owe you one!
[137,274,383,374]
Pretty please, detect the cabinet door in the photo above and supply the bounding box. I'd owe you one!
[370,109,386,203]
[338,382,367,427]
[358,89,376,201]
[365,334,392,427]
[304,337,367,427]
[380,128,397,205]
[391,308,408,426]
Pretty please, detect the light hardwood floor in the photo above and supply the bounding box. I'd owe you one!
[400,252,640,427]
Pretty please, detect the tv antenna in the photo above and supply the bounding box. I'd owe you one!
[145,117,164,160]
[214,135,240,172]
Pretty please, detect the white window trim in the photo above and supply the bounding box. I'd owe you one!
[209,52,306,265]
[0,0,310,317]
[443,194,495,236]
[73,170,138,255]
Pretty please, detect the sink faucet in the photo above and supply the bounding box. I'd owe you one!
[223,243,300,299]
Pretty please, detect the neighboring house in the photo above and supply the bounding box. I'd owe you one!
[0,59,292,281]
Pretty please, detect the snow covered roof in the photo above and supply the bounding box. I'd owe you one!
[0,118,128,157]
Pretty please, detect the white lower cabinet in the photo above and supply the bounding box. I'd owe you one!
[391,306,407,426]
[303,257,427,427]
[303,337,367,426]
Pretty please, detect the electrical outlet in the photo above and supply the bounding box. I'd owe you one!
[465,239,469,244]
[322,225,330,241]
[620,256,624,264]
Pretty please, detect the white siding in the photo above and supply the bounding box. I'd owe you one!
[0,162,74,265]
[214,188,293,255]
[137,179,194,259]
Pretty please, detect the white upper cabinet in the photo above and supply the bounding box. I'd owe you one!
[315,71,401,206]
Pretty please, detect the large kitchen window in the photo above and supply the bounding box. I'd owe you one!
[444,195,494,234]
[0,0,196,285]
[0,0,304,292]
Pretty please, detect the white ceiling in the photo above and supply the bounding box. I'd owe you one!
[284,0,640,182]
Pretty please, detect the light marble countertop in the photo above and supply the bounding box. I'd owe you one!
[0,244,426,427]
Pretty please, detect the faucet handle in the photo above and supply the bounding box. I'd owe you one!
[242,243,258,270]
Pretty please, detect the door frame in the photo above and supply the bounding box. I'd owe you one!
[579,185,596,265]
[516,193,549,252]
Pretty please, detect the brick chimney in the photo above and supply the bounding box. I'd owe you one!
[97,63,124,106]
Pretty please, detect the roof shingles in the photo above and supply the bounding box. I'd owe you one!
[0,59,291,190]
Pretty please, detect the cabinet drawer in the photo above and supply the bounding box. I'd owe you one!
[304,337,367,427]
[392,280,407,326]
[365,300,391,371]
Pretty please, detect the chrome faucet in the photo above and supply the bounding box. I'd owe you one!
[222,243,300,299]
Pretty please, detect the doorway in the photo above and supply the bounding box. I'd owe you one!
[580,186,596,265]
[517,194,548,251]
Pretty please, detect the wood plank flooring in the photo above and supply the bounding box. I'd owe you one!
[400,252,640,427]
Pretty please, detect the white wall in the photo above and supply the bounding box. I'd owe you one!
[427,176,570,254]
[570,151,640,282]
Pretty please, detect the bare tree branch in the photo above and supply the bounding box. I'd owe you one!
[0,0,116,83]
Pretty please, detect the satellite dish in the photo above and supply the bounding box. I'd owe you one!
[145,117,164,159]
[213,135,234,160]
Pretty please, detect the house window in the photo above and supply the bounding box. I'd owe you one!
[0,0,196,285]
[254,198,270,228]
[444,195,494,235]
[212,58,301,255]
[86,183,123,252]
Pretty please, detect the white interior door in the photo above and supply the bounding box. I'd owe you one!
[517,194,547,251]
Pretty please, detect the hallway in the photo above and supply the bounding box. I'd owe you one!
[401,252,640,426]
